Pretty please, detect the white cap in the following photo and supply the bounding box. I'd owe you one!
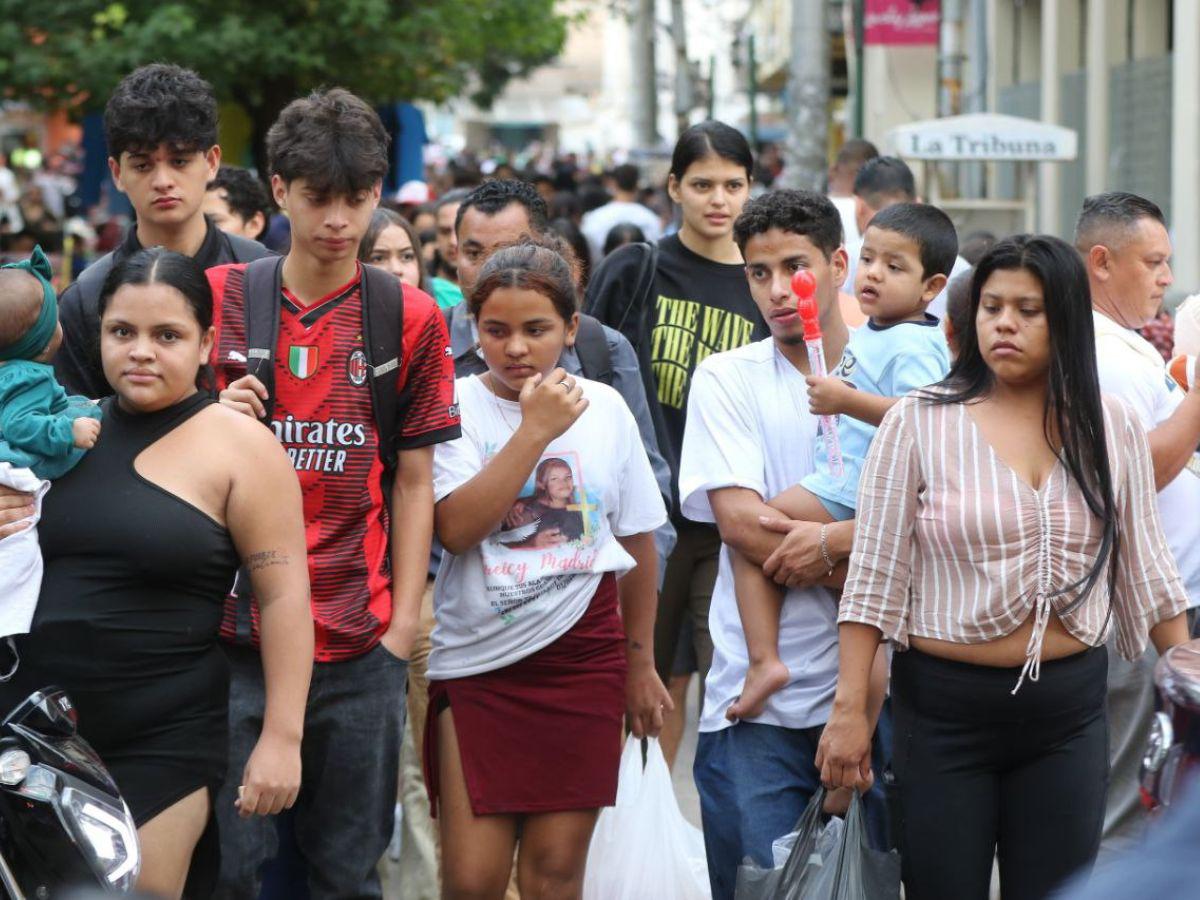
[395,180,430,205]
[1175,295,1200,357]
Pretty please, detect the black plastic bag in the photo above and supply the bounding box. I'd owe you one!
[733,788,900,900]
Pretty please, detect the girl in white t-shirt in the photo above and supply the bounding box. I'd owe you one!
[426,237,672,896]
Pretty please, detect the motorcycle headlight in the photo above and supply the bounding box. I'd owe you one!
[0,750,30,786]
[1143,711,1174,775]
[58,786,140,891]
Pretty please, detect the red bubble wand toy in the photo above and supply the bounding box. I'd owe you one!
[792,270,844,477]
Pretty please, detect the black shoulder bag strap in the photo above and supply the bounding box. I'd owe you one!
[229,256,285,642]
[573,314,614,385]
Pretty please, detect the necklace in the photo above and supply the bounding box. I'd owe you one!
[484,373,522,434]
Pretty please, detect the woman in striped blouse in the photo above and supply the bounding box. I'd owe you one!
[817,234,1190,900]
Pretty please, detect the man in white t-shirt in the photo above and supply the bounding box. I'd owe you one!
[827,138,878,251]
[580,163,662,263]
[843,156,969,322]
[681,190,886,899]
[1076,191,1200,864]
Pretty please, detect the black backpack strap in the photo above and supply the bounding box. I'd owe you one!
[573,314,613,385]
[242,257,285,421]
[360,264,405,473]
[229,256,284,642]
[614,241,658,341]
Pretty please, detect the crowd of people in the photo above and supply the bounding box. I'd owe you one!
[0,146,80,254]
[0,60,1197,900]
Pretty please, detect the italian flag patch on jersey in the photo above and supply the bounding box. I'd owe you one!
[289,345,318,379]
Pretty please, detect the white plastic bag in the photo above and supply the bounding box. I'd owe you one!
[583,735,712,900]
[771,815,844,868]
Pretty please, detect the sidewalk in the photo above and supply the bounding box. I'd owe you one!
[671,677,702,827]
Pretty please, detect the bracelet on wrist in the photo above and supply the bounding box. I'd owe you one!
[819,524,836,575]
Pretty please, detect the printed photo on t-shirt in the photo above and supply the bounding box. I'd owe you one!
[478,448,606,624]
[493,453,599,551]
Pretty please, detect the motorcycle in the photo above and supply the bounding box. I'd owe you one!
[0,687,139,897]
[1140,637,1200,812]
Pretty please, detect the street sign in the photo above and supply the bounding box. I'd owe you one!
[864,0,940,47]
[887,113,1078,162]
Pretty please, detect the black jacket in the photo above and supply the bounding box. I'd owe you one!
[53,218,272,397]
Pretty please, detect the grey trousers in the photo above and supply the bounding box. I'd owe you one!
[214,643,408,900]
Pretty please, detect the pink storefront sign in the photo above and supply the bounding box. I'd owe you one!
[864,0,940,46]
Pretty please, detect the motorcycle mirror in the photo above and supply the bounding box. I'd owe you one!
[4,689,79,739]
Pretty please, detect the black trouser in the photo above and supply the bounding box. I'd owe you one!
[889,646,1109,900]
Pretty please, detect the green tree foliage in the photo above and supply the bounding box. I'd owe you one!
[0,0,570,159]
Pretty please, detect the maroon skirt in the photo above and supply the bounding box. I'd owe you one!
[424,573,626,817]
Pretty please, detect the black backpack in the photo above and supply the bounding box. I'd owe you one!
[573,315,614,385]
[228,257,405,640]
[240,256,405,474]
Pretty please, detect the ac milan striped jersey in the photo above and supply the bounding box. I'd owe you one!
[208,263,460,661]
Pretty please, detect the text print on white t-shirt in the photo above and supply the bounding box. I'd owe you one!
[483,447,605,621]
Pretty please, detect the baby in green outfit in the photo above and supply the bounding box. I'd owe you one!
[0,246,102,644]
[0,247,102,478]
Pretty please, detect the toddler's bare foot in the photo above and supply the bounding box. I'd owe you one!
[726,657,790,721]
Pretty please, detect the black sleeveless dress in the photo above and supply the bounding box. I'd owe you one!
[13,391,238,827]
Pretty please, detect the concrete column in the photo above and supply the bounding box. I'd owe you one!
[1084,0,1109,195]
[1171,1,1200,298]
[1038,0,1061,235]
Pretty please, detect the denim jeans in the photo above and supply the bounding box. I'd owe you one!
[214,642,408,900]
[693,718,889,900]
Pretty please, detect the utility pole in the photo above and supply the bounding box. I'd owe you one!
[631,0,660,148]
[963,0,988,197]
[938,0,965,199]
[938,0,965,117]
[670,0,692,138]
[747,34,759,147]
[852,0,865,138]
[780,0,830,190]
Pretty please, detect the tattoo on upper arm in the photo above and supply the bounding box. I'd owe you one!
[245,550,290,572]
[628,639,645,651]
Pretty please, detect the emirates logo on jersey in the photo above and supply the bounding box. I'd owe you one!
[289,345,319,379]
[347,350,369,386]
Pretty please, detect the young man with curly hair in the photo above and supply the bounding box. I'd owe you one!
[204,165,275,242]
[209,88,460,899]
[52,64,271,399]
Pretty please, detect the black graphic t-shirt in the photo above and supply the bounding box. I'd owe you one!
[649,235,767,474]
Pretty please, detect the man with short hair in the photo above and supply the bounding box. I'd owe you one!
[1075,191,1200,864]
[210,88,460,898]
[827,138,878,247]
[844,156,968,321]
[204,165,274,241]
[431,187,471,297]
[580,163,663,262]
[53,64,270,398]
[683,190,886,899]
